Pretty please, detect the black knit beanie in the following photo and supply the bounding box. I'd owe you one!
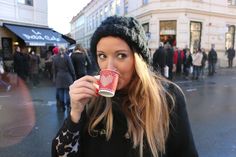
[90,15,150,64]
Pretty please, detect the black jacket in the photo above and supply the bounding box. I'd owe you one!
[52,84,198,157]
[208,49,217,64]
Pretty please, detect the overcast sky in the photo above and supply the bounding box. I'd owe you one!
[48,0,91,34]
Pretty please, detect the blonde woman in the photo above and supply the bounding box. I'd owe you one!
[52,16,198,157]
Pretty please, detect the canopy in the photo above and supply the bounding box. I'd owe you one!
[4,23,68,46]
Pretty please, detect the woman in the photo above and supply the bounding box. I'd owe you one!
[52,16,198,157]
[52,47,75,111]
[70,44,88,79]
[29,50,40,86]
[192,48,203,80]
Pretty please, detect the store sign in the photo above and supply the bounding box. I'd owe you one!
[22,29,61,42]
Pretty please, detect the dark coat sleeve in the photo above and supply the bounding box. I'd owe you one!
[51,114,85,157]
[164,84,199,157]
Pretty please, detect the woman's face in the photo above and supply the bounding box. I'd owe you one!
[96,36,135,90]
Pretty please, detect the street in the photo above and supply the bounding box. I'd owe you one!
[0,68,236,157]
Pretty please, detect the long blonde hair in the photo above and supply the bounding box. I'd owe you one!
[87,53,174,157]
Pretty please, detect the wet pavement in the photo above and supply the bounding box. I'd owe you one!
[0,68,236,157]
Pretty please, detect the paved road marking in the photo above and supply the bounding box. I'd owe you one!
[0,95,11,98]
[47,101,56,106]
[186,88,197,92]
[176,80,192,84]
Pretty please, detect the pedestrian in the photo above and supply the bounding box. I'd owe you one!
[226,46,235,68]
[52,46,76,111]
[201,48,208,78]
[29,50,40,87]
[173,47,184,75]
[152,42,166,76]
[192,48,203,80]
[52,15,198,157]
[70,44,88,79]
[0,56,11,91]
[13,46,27,82]
[165,42,174,80]
[52,47,60,108]
[208,44,218,76]
[183,49,193,79]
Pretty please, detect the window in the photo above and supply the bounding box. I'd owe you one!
[228,0,236,5]
[124,0,128,14]
[18,0,33,6]
[225,25,235,49]
[143,0,149,5]
[104,5,109,18]
[160,21,177,46]
[115,0,121,15]
[190,21,202,53]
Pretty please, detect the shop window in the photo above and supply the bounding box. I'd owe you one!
[143,0,149,5]
[116,0,121,15]
[225,25,235,49]
[18,0,33,6]
[228,0,236,5]
[104,5,109,18]
[159,20,177,46]
[124,0,128,14]
[190,21,202,53]
[142,23,149,33]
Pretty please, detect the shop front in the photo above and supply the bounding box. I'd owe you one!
[0,23,70,73]
[1,23,68,61]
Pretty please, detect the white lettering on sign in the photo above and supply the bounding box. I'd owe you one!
[22,29,61,42]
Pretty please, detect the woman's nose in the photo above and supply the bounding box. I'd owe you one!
[107,58,116,70]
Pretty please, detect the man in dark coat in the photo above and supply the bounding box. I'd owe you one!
[165,43,174,80]
[208,44,218,76]
[153,42,166,76]
[226,46,235,68]
[13,46,26,81]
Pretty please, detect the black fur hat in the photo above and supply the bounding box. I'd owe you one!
[90,15,150,64]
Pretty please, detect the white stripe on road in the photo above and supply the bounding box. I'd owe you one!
[0,95,11,98]
[186,88,197,92]
[47,101,56,106]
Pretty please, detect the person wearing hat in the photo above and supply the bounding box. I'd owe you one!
[52,16,198,157]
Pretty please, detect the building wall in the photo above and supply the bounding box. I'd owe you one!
[0,0,48,27]
[70,0,236,67]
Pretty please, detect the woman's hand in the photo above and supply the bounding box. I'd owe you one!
[69,75,99,123]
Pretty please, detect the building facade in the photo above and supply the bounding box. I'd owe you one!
[0,0,68,61]
[70,0,236,67]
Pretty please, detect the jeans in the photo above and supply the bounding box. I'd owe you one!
[208,63,216,76]
[57,88,70,107]
[228,59,234,68]
[193,65,201,79]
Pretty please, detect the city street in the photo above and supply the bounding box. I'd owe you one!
[0,68,236,157]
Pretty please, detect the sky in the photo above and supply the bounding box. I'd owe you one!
[48,0,91,34]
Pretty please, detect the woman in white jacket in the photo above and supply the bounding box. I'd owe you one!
[192,48,203,80]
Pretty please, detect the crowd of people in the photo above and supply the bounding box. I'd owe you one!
[152,43,227,80]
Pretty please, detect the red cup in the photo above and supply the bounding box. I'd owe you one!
[98,69,119,97]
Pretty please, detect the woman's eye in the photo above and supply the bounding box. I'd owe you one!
[97,54,106,59]
[117,53,127,59]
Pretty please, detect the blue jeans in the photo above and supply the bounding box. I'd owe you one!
[57,88,70,107]
[193,65,201,79]
[208,63,216,76]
